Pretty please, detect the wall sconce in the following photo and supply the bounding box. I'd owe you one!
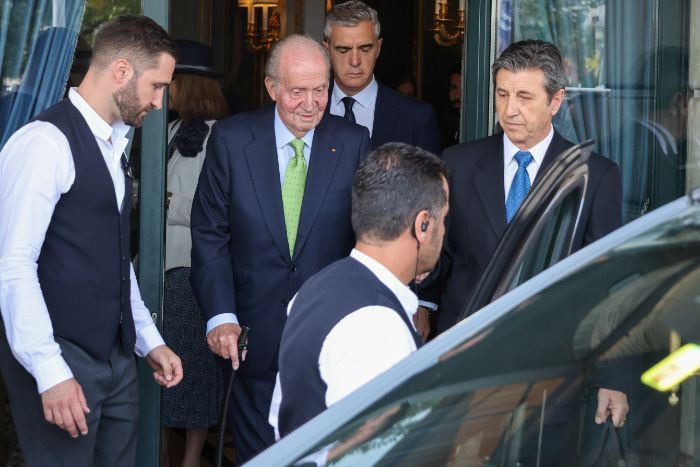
[238,0,280,52]
[430,0,465,47]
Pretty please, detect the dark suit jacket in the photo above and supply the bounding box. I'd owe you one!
[190,104,371,376]
[428,131,622,332]
[327,82,441,155]
[370,83,441,155]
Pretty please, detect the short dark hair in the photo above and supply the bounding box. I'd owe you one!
[91,15,178,74]
[492,40,566,100]
[324,0,381,40]
[352,143,448,242]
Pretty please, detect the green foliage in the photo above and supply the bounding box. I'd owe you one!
[79,0,141,48]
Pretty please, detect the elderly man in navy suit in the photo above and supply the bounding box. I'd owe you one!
[190,34,370,463]
[323,1,441,156]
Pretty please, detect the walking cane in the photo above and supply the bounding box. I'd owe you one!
[216,326,249,467]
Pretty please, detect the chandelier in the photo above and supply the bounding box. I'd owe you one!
[430,0,465,47]
[238,0,280,52]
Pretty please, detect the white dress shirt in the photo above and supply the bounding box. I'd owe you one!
[0,88,165,393]
[329,78,379,136]
[268,248,419,440]
[204,108,316,334]
[502,125,554,198]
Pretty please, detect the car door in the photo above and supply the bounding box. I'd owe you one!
[459,140,594,321]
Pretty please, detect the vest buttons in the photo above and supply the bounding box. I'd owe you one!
[121,277,126,283]
[281,298,290,307]
[289,263,297,272]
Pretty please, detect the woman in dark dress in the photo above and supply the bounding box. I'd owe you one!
[162,40,230,467]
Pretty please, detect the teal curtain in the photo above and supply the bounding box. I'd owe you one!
[496,0,689,223]
[0,0,85,148]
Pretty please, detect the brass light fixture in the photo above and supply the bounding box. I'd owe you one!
[430,0,465,47]
[238,0,280,52]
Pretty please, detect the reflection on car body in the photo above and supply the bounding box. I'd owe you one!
[249,189,700,466]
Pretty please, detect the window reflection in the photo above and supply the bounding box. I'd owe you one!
[291,208,700,466]
[495,0,691,223]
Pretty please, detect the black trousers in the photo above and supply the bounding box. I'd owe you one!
[0,330,139,467]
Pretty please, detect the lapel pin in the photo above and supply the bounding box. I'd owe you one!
[330,147,337,153]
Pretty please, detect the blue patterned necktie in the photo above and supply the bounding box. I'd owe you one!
[505,150,534,223]
[341,96,356,124]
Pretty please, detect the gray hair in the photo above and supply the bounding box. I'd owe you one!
[265,34,330,85]
[492,40,566,100]
[324,1,381,40]
[352,143,448,243]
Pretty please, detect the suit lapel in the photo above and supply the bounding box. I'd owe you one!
[245,106,290,260]
[371,84,397,145]
[536,131,571,182]
[474,136,507,238]
[294,116,343,258]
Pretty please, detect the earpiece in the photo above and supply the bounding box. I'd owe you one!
[420,221,429,232]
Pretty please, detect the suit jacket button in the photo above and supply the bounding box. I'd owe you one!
[281,298,290,307]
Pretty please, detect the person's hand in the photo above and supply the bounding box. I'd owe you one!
[40,378,90,438]
[146,345,183,388]
[207,323,245,369]
[165,191,172,210]
[595,388,629,427]
[413,306,431,342]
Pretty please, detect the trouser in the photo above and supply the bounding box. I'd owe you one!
[0,329,139,467]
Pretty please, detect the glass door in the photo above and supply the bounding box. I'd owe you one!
[488,0,692,224]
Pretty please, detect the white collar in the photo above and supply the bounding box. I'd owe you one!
[349,248,418,319]
[502,125,554,167]
[68,88,130,146]
[331,77,378,110]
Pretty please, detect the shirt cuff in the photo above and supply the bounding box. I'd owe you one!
[418,300,438,311]
[33,353,74,394]
[206,313,239,335]
[134,321,166,358]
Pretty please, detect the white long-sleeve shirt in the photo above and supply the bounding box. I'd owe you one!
[268,249,419,440]
[0,88,165,393]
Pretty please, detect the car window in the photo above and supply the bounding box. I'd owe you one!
[289,204,700,466]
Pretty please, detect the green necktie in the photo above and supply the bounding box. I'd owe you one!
[282,138,307,256]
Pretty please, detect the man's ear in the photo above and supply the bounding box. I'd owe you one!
[376,37,383,59]
[322,40,330,51]
[413,210,431,243]
[549,88,565,116]
[264,77,277,101]
[113,59,133,84]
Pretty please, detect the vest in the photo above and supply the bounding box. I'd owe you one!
[278,256,422,436]
[32,99,135,360]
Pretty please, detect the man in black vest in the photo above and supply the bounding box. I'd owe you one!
[0,16,183,466]
[269,142,449,439]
